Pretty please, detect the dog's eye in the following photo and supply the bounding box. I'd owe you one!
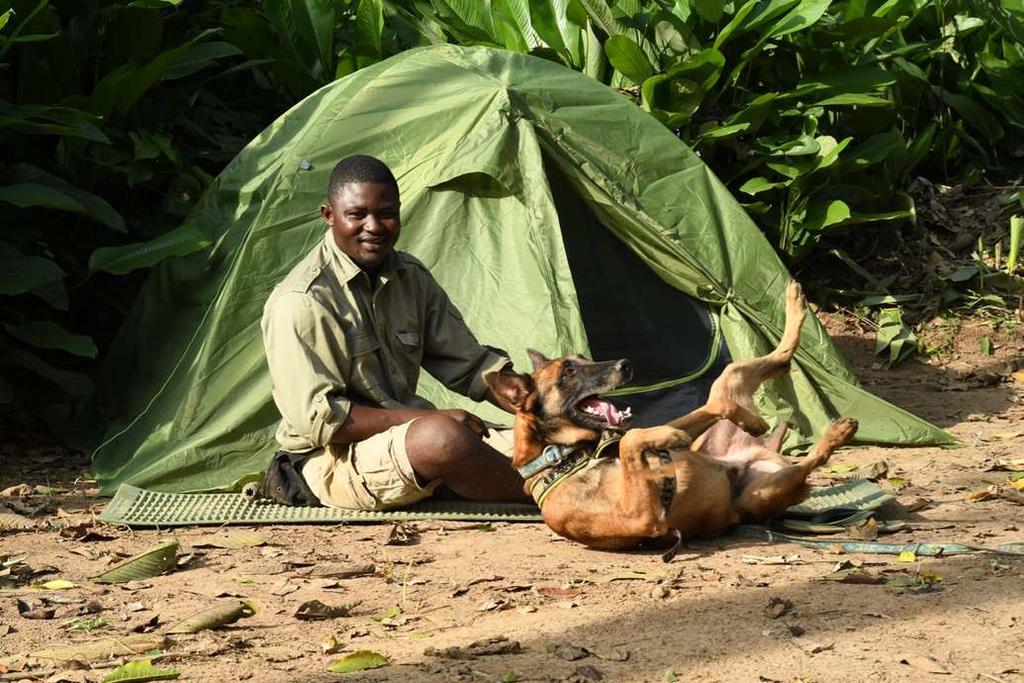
[562,363,575,378]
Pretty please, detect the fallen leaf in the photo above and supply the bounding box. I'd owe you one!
[594,570,653,583]
[129,615,160,634]
[573,664,605,681]
[864,460,889,481]
[58,524,115,543]
[101,658,179,682]
[900,654,950,674]
[166,600,256,634]
[326,650,388,673]
[535,586,583,598]
[741,555,800,565]
[191,530,265,549]
[0,512,36,531]
[823,569,886,585]
[765,597,794,619]
[424,636,523,660]
[269,581,298,597]
[370,605,401,622]
[965,488,998,503]
[792,637,833,655]
[903,497,932,512]
[31,635,168,663]
[849,518,879,541]
[294,599,360,621]
[321,634,343,655]
[92,541,179,584]
[475,598,507,612]
[0,484,32,497]
[552,643,589,661]
[308,562,375,579]
[897,551,917,563]
[821,463,858,475]
[60,617,108,632]
[17,597,56,620]
[384,523,418,546]
[32,579,78,591]
[887,477,908,490]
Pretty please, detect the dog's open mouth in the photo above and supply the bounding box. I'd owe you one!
[576,396,632,428]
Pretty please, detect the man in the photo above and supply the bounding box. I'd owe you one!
[261,154,528,509]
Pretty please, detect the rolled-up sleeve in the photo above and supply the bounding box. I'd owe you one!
[420,276,511,401]
[261,292,352,450]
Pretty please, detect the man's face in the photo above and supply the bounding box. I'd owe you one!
[321,181,400,271]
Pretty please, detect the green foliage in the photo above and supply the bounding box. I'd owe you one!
[0,0,285,428]
[2,0,1023,424]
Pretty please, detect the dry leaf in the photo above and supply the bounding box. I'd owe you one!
[192,530,265,549]
[308,562,375,579]
[166,600,256,634]
[92,541,179,584]
[424,636,523,660]
[535,586,583,598]
[900,654,951,674]
[31,635,168,663]
[294,600,360,621]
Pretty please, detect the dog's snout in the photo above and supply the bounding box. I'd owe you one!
[616,359,632,380]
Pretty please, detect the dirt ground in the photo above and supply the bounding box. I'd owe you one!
[2,314,1024,683]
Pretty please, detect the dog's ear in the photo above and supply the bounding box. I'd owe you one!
[485,370,535,413]
[526,348,549,372]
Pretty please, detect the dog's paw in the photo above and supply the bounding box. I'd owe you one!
[825,417,858,446]
[622,426,691,453]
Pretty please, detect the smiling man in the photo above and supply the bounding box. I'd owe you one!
[260,155,529,509]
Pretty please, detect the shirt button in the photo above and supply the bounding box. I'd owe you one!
[315,396,323,402]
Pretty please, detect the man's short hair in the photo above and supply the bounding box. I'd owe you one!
[328,155,398,198]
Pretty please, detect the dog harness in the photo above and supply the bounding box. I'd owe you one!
[520,433,676,511]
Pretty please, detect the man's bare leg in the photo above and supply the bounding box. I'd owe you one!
[405,414,529,502]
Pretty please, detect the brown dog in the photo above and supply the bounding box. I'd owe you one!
[487,281,858,550]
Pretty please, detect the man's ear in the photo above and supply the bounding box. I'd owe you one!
[526,348,549,372]
[485,370,534,413]
[320,203,333,225]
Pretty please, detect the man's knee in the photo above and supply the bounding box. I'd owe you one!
[406,414,478,473]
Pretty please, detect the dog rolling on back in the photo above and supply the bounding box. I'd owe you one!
[487,281,858,550]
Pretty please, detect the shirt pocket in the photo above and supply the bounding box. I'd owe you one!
[347,334,383,393]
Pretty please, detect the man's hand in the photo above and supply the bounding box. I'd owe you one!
[438,409,490,437]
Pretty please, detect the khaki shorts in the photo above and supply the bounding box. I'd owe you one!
[300,420,515,510]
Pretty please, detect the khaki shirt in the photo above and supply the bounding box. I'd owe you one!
[261,231,509,453]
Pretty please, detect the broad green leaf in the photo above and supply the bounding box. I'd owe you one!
[89,29,219,116]
[764,0,832,38]
[904,122,936,176]
[842,130,903,170]
[356,0,384,58]
[652,13,699,61]
[933,87,1005,141]
[696,122,750,141]
[576,0,626,36]
[165,42,243,80]
[641,73,704,126]
[101,659,180,683]
[813,135,853,171]
[815,93,890,106]
[264,0,337,78]
[89,224,213,275]
[0,9,12,31]
[581,17,605,79]
[694,0,725,23]
[326,650,389,673]
[0,256,64,296]
[0,102,109,143]
[875,308,918,365]
[605,34,655,83]
[530,0,576,55]
[496,0,541,47]
[6,164,126,232]
[92,540,180,584]
[714,0,760,48]
[788,66,895,97]
[739,177,785,195]
[431,0,497,42]
[4,322,97,358]
[167,600,257,634]
[667,47,724,90]
[803,199,851,231]
[0,349,93,396]
[0,184,85,214]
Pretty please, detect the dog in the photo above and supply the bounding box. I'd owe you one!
[486,281,858,550]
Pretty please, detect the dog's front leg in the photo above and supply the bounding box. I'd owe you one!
[611,427,691,539]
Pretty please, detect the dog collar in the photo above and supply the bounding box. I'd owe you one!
[516,444,578,479]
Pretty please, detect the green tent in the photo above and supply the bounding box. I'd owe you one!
[91,45,951,495]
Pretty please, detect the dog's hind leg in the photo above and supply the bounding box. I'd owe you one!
[668,281,807,438]
[734,417,858,522]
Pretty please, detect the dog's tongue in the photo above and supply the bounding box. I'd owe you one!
[579,397,624,426]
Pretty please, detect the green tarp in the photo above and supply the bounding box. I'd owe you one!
[91,45,952,495]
